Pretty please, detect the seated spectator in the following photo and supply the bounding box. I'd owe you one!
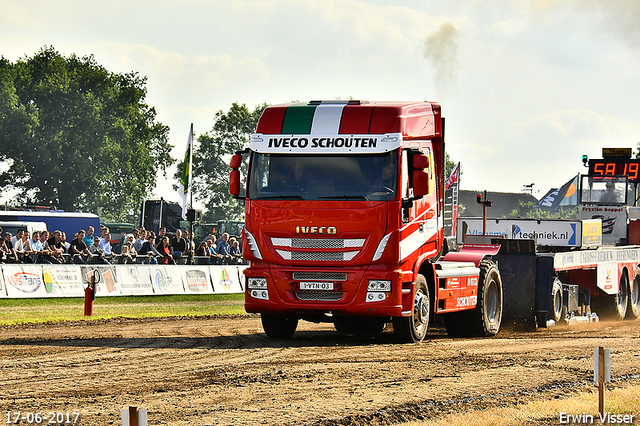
[229,238,243,261]
[99,233,114,258]
[195,241,210,265]
[119,243,135,264]
[1,232,17,263]
[88,236,103,258]
[11,229,23,248]
[46,230,66,260]
[138,233,160,263]
[15,231,32,262]
[69,230,92,263]
[157,236,174,265]
[29,231,49,263]
[216,233,234,263]
[132,229,144,253]
[83,226,96,247]
[61,232,70,252]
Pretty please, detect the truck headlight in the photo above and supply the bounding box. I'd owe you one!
[247,278,268,289]
[368,280,391,292]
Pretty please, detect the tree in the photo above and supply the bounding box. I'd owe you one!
[507,201,577,219]
[182,102,268,221]
[0,47,173,221]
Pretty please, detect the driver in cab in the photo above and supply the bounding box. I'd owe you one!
[600,181,622,204]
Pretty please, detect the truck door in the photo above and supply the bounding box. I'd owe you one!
[400,145,439,260]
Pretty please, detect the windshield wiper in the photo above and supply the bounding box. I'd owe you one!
[317,195,369,200]
[255,195,304,200]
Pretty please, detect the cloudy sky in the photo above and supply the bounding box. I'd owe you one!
[2,0,640,202]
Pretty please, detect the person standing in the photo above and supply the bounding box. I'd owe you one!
[170,229,186,260]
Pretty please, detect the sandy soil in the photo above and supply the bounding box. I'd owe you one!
[0,315,638,426]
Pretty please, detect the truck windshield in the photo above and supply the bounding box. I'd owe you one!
[248,152,398,201]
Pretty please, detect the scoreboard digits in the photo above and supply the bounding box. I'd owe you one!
[588,159,640,182]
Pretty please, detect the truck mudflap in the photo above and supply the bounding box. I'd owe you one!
[433,261,481,313]
[441,243,501,266]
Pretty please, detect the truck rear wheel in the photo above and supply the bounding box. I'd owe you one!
[625,268,639,320]
[261,313,298,339]
[444,260,503,337]
[551,278,567,324]
[393,274,429,343]
[595,273,628,321]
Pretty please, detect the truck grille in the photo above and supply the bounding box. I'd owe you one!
[271,238,365,249]
[295,291,344,301]
[292,272,348,281]
[276,250,359,262]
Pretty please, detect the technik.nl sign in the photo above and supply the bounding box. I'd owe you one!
[458,218,587,247]
[250,133,403,154]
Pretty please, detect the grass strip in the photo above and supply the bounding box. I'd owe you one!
[399,384,640,426]
[0,294,247,325]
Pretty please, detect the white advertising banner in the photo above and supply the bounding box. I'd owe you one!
[0,266,6,297]
[211,265,244,293]
[42,264,84,297]
[458,218,585,247]
[182,266,214,294]
[80,265,120,296]
[115,265,154,295]
[4,265,48,298]
[0,264,247,298]
[148,265,185,295]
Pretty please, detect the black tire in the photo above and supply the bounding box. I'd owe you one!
[550,278,567,324]
[594,272,629,321]
[443,260,503,337]
[626,268,640,320]
[261,313,298,339]
[393,274,430,343]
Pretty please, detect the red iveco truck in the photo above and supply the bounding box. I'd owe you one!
[229,100,503,342]
[229,100,640,343]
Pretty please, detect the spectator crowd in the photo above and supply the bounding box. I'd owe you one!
[0,225,245,266]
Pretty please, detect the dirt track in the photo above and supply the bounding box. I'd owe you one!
[0,316,638,426]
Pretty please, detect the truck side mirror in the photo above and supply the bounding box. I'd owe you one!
[413,170,429,197]
[229,153,245,199]
[412,153,430,198]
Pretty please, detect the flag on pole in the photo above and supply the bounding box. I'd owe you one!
[445,162,460,191]
[178,124,193,220]
[535,174,579,211]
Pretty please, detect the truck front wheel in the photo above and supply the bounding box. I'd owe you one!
[393,274,430,343]
[261,313,299,339]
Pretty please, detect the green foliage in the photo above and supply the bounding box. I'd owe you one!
[507,201,578,219]
[444,152,458,180]
[177,102,268,221]
[0,47,173,221]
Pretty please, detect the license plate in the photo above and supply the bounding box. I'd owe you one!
[299,281,334,291]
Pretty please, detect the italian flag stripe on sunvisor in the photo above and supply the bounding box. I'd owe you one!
[275,101,377,135]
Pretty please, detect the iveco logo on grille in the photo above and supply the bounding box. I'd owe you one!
[295,226,337,235]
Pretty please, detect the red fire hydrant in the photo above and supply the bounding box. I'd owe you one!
[84,273,96,316]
